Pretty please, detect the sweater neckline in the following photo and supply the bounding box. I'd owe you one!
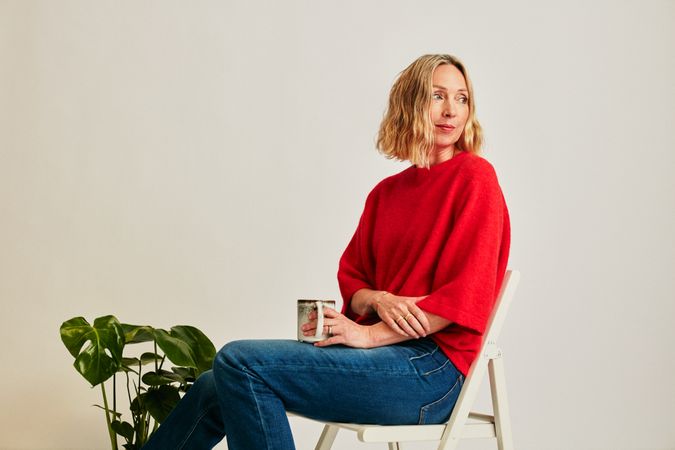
[413,150,468,173]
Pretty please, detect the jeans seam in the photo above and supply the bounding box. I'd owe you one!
[242,366,272,450]
[248,363,414,376]
[421,358,450,376]
[176,400,219,450]
[418,374,463,425]
[408,345,438,362]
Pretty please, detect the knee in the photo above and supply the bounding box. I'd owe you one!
[213,340,253,377]
[213,340,287,378]
[193,369,216,391]
[186,369,218,405]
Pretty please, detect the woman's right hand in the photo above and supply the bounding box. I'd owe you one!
[372,292,431,338]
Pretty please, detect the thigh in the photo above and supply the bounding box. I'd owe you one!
[215,338,463,425]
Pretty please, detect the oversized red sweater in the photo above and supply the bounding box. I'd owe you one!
[338,151,511,376]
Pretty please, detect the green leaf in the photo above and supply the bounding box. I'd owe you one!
[111,420,135,441]
[118,364,138,375]
[145,385,181,423]
[153,329,196,368]
[169,326,216,375]
[129,393,146,414]
[142,369,183,386]
[60,315,125,386]
[60,317,90,358]
[171,366,196,381]
[140,352,161,365]
[121,357,140,367]
[121,324,155,344]
[120,352,158,374]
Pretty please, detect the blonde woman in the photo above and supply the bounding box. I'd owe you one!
[143,54,510,450]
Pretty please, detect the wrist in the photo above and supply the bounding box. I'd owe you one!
[369,291,390,314]
[364,321,408,348]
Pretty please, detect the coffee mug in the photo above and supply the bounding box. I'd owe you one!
[297,299,336,343]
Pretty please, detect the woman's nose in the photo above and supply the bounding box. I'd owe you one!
[443,100,455,117]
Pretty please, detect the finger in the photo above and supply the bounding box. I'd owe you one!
[322,320,341,338]
[406,315,427,337]
[301,319,318,331]
[320,318,339,328]
[313,335,344,347]
[303,325,333,337]
[380,311,407,336]
[387,307,419,338]
[322,307,341,318]
[399,309,426,336]
[309,307,340,321]
[395,316,420,338]
[304,319,338,336]
[302,325,317,336]
[384,314,410,336]
[410,305,431,333]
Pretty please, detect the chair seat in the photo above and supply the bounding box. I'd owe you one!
[316,412,497,443]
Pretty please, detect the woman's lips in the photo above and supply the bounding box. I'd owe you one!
[436,124,456,132]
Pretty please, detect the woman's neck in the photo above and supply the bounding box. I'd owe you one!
[428,147,458,167]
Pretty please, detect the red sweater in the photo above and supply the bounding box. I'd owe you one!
[338,151,511,375]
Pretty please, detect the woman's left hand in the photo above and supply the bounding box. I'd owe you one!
[372,293,431,339]
[302,307,372,348]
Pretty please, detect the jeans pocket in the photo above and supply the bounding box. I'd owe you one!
[407,342,449,377]
[417,374,464,425]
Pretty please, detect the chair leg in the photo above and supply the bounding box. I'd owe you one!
[488,357,514,450]
[388,443,402,450]
[314,424,339,450]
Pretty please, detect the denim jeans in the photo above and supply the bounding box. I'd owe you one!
[142,338,463,450]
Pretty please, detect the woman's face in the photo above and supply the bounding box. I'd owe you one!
[429,64,470,157]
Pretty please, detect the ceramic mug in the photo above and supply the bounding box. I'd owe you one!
[297,299,336,343]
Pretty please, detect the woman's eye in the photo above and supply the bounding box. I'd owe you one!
[458,96,468,104]
[433,93,444,100]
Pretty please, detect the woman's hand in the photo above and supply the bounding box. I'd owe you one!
[301,307,372,348]
[373,293,431,338]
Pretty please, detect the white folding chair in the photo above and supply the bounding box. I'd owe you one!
[306,269,520,450]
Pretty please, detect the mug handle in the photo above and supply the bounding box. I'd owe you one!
[314,301,324,339]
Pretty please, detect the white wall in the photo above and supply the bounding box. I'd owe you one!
[1,1,673,449]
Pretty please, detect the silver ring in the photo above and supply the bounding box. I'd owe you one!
[328,325,333,335]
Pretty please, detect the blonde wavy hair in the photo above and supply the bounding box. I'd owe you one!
[377,54,483,168]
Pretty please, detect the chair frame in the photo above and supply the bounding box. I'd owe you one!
[306,269,520,450]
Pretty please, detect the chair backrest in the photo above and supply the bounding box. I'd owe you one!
[440,270,520,441]
[480,269,520,351]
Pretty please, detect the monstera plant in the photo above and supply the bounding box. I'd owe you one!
[60,315,216,450]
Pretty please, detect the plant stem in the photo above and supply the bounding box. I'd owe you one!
[146,410,152,442]
[125,370,132,405]
[113,373,117,420]
[135,359,143,446]
[138,360,142,399]
[100,383,118,450]
[141,409,149,444]
[154,340,159,373]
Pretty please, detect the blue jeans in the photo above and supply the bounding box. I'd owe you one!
[142,338,463,450]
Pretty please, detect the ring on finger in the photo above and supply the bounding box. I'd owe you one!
[395,315,405,324]
[405,313,414,321]
[328,325,333,335]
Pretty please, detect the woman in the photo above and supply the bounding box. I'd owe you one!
[143,54,510,450]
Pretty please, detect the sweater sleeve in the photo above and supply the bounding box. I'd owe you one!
[416,160,510,335]
[337,190,377,318]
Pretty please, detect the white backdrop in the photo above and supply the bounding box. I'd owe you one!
[1,1,673,449]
